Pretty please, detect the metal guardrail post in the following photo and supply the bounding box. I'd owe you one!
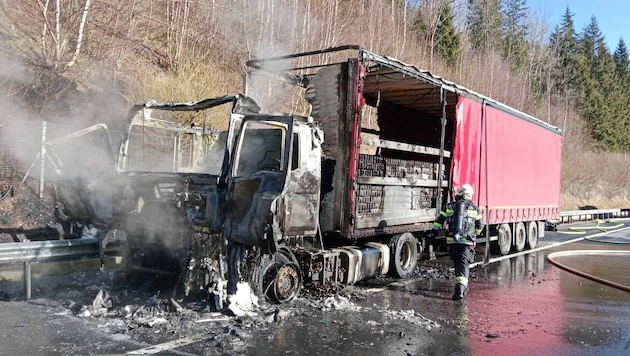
[39,121,47,199]
[23,261,31,300]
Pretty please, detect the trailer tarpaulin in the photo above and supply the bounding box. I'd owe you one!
[452,97,561,225]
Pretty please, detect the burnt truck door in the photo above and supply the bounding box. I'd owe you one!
[282,121,322,237]
[223,116,294,247]
[46,124,117,233]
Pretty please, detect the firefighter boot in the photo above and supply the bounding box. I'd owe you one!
[452,283,467,300]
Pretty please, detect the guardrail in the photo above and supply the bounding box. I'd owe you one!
[0,238,120,300]
[559,208,630,224]
[0,238,99,263]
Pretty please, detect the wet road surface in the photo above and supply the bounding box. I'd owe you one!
[1,220,629,355]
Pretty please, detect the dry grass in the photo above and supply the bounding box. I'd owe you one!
[561,151,630,210]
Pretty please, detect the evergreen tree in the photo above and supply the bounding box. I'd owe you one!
[501,0,528,69]
[613,37,630,81]
[575,17,630,150]
[435,2,461,66]
[467,0,503,51]
[578,15,605,68]
[548,6,578,92]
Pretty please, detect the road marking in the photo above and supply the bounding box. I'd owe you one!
[126,336,208,355]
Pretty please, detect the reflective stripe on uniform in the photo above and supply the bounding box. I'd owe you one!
[455,276,468,286]
[446,237,474,245]
[433,222,443,229]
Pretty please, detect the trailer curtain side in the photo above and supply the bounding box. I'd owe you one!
[452,97,562,225]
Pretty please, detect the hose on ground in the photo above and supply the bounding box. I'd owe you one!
[557,219,624,235]
[547,250,630,293]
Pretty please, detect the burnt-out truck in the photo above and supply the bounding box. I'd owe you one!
[224,45,562,302]
[49,45,562,305]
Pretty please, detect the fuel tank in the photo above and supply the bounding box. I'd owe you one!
[333,242,390,284]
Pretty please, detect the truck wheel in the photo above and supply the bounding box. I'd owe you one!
[494,224,512,256]
[258,247,302,304]
[388,233,418,278]
[266,261,302,304]
[514,222,526,252]
[527,221,538,249]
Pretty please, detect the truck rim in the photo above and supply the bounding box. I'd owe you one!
[269,262,302,303]
[399,240,414,270]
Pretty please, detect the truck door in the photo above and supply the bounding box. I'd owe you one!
[47,124,117,230]
[223,116,293,246]
[282,126,322,237]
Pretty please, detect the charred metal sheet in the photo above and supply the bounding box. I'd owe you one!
[223,173,285,247]
[132,94,260,114]
[46,124,118,227]
[283,170,319,236]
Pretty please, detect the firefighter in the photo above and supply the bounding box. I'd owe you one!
[429,184,484,300]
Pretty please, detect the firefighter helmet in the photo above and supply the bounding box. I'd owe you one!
[456,184,474,200]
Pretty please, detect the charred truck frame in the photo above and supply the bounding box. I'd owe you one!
[50,45,562,305]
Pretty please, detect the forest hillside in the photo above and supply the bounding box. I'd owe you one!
[0,0,629,210]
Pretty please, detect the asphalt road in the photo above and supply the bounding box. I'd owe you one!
[1,220,629,355]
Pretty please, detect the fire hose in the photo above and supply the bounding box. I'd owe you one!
[471,221,630,293]
[547,250,630,293]
[548,220,630,293]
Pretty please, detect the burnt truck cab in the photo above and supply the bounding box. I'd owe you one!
[221,114,325,303]
[112,95,261,288]
[222,111,393,303]
[48,95,261,298]
[223,115,322,246]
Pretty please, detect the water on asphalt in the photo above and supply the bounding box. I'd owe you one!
[0,222,629,355]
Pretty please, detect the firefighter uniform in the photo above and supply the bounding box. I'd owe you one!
[431,184,484,300]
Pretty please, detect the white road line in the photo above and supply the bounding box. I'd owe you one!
[126,336,208,355]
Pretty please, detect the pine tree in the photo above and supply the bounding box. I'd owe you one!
[613,37,630,81]
[578,15,605,68]
[575,17,628,150]
[467,0,503,51]
[548,6,578,93]
[435,2,461,66]
[501,0,528,69]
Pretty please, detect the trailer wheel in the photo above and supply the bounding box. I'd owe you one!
[514,222,527,252]
[495,224,512,256]
[527,221,538,249]
[388,233,418,278]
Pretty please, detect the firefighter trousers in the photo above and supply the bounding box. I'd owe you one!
[448,243,475,285]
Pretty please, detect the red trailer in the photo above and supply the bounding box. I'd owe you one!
[453,98,562,254]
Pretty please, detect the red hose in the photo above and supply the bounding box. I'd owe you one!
[547,250,630,293]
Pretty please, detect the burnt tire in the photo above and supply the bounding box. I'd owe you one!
[264,261,302,304]
[253,247,302,304]
[388,233,418,279]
